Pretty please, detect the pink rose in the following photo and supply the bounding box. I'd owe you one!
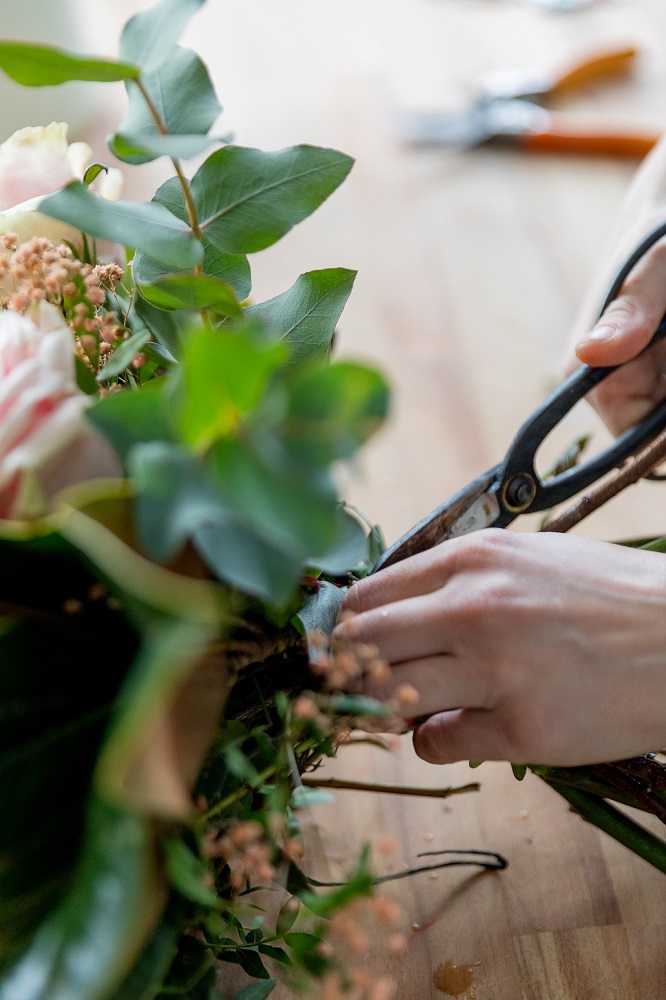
[0,302,122,520]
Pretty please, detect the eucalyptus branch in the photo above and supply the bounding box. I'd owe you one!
[541,426,666,534]
[301,776,480,799]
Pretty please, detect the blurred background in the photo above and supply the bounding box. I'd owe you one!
[7,1,666,996]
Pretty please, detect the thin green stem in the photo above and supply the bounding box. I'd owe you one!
[544,778,666,874]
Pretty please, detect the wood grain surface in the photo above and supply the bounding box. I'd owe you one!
[71,0,666,995]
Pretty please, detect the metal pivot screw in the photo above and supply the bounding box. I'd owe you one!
[503,473,537,512]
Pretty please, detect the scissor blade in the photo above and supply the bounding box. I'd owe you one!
[373,467,501,573]
[396,101,551,149]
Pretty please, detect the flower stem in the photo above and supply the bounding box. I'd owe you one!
[301,776,480,799]
[542,778,666,873]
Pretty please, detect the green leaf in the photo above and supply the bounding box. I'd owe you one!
[257,944,291,966]
[206,437,339,558]
[97,330,151,381]
[121,0,207,70]
[141,274,241,317]
[39,182,202,270]
[285,362,389,464]
[237,949,271,980]
[132,295,188,361]
[296,581,344,650]
[275,899,299,936]
[246,269,356,364]
[75,355,99,395]
[178,327,286,448]
[511,764,528,782]
[327,694,389,718]
[86,379,176,467]
[110,47,221,165]
[110,131,218,163]
[82,163,108,187]
[163,838,219,908]
[308,508,369,576]
[192,145,354,254]
[0,41,139,86]
[133,178,251,300]
[0,799,162,1000]
[231,982,276,1000]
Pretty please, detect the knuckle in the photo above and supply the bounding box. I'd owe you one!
[497,704,549,762]
[450,529,514,571]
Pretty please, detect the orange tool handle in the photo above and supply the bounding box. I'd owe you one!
[551,46,639,95]
[520,123,661,158]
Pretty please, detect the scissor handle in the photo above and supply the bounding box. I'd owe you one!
[498,320,666,515]
[550,46,638,95]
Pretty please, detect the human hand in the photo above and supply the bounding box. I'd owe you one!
[333,530,666,767]
[567,135,666,435]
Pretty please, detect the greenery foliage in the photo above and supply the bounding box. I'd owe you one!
[0,3,392,997]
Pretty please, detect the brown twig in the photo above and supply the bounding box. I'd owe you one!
[301,776,480,798]
[541,426,666,534]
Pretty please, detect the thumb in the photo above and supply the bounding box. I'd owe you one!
[575,241,666,367]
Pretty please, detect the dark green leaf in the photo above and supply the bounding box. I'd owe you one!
[0,41,139,86]
[192,145,354,254]
[285,362,389,464]
[230,981,276,1000]
[110,47,221,165]
[257,944,291,966]
[0,799,161,1000]
[223,745,263,787]
[246,269,356,364]
[39,182,202,270]
[133,178,251,300]
[132,295,188,360]
[163,838,219,908]
[75,355,99,395]
[121,0,206,70]
[141,274,241,317]
[511,764,528,782]
[82,163,108,187]
[97,330,150,381]
[308,508,369,575]
[237,949,271,980]
[178,327,286,448]
[296,581,344,651]
[285,862,311,898]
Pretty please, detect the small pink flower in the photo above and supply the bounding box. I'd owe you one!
[0,302,121,520]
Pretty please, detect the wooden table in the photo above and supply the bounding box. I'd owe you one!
[78,0,666,995]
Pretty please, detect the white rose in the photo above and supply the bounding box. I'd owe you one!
[0,301,122,521]
[0,123,124,283]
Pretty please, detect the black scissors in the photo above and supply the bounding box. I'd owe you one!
[373,221,666,573]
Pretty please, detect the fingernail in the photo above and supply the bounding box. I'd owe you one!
[581,324,617,344]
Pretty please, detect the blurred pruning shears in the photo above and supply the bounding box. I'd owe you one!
[373,222,666,573]
[397,46,662,158]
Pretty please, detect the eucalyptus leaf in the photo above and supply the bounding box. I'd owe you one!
[86,379,176,467]
[246,269,356,363]
[109,131,217,163]
[296,582,344,651]
[308,508,369,576]
[141,273,241,317]
[192,145,354,254]
[327,694,389,718]
[110,47,221,165]
[0,41,139,86]
[285,362,389,464]
[97,330,150,381]
[178,327,286,448]
[133,178,251,299]
[291,786,335,809]
[120,0,207,70]
[39,183,202,270]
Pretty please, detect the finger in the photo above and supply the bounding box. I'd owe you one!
[363,655,492,719]
[412,708,510,764]
[576,237,666,367]
[340,543,459,616]
[585,340,666,434]
[335,591,462,664]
